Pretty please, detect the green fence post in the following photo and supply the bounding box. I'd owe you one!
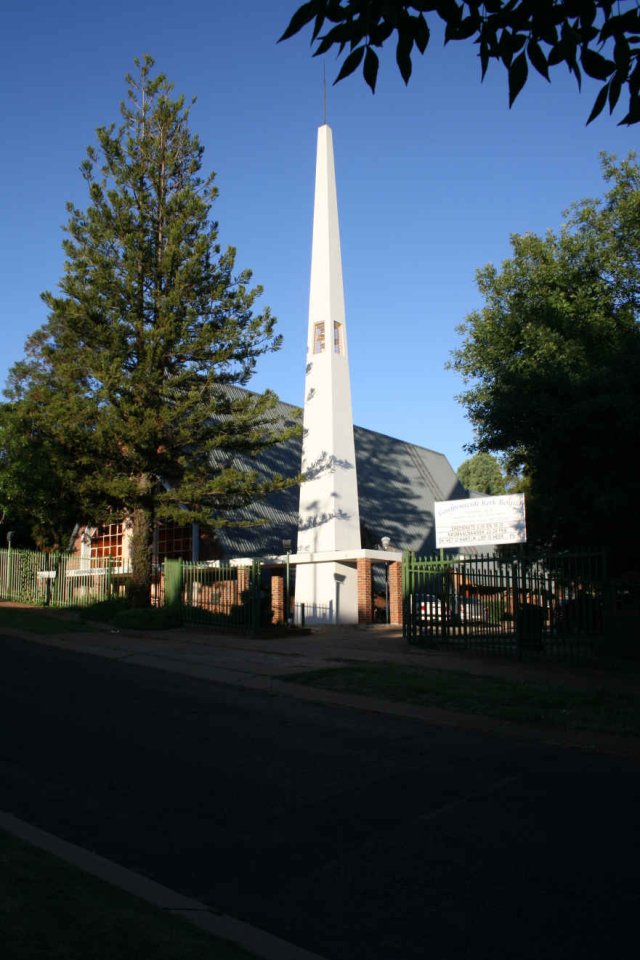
[6,536,14,600]
[164,559,183,615]
[44,553,54,607]
[512,559,521,660]
[52,553,63,607]
[402,550,409,641]
[462,559,470,649]
[442,560,450,643]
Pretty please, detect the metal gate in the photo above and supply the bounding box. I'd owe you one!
[165,558,263,630]
[403,550,606,659]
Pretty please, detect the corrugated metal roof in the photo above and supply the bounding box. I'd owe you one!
[213,390,467,558]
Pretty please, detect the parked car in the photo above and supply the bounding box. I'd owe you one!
[413,594,490,626]
[455,597,490,624]
[415,594,444,621]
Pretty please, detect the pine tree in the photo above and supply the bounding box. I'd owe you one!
[6,56,297,603]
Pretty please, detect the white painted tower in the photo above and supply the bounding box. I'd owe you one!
[294,124,361,624]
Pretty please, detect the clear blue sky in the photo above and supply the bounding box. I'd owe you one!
[1,1,637,472]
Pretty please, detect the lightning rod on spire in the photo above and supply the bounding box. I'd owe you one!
[323,64,327,125]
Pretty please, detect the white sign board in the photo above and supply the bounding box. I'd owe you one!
[434,494,526,549]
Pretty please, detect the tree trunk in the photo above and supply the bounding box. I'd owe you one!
[129,504,154,607]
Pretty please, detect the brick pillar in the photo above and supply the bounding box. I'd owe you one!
[357,558,373,624]
[389,561,403,626]
[271,574,285,625]
[237,565,250,598]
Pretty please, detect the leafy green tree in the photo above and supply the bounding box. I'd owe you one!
[457,452,506,495]
[280,1,640,124]
[449,153,640,567]
[6,57,297,604]
[0,403,80,550]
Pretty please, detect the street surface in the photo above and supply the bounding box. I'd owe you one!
[1,633,639,959]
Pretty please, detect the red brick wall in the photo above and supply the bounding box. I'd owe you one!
[237,566,250,597]
[389,561,402,625]
[271,574,285,625]
[357,559,373,624]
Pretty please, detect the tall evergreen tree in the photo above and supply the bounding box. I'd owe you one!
[6,57,297,603]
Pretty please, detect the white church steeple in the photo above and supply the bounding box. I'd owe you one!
[295,124,361,623]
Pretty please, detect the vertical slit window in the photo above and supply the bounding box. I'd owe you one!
[333,322,342,354]
[313,322,325,354]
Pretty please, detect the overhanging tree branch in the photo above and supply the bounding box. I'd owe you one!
[280,1,640,124]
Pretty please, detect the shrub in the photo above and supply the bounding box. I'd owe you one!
[111,607,182,630]
[80,598,131,623]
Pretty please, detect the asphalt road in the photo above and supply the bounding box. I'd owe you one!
[1,633,639,960]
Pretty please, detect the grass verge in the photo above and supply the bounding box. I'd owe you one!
[79,598,182,630]
[0,606,85,635]
[0,599,182,634]
[0,829,255,960]
[282,663,640,736]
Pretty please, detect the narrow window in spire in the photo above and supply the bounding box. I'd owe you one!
[333,322,342,354]
[313,322,325,353]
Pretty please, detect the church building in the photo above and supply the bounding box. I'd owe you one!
[72,124,468,622]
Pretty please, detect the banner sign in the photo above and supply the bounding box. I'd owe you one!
[434,494,526,549]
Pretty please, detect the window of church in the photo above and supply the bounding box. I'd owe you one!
[333,322,342,354]
[90,523,123,560]
[158,522,193,561]
[313,322,325,353]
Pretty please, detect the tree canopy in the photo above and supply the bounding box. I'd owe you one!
[280,1,640,124]
[457,452,506,495]
[449,152,640,567]
[4,57,298,601]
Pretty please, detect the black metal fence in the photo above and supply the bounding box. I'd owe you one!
[292,601,333,627]
[403,550,608,659]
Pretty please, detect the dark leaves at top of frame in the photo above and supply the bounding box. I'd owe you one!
[278,0,321,42]
[334,45,365,83]
[581,47,616,81]
[363,45,380,92]
[508,50,528,106]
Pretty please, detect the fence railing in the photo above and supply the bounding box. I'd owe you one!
[3,545,630,656]
[0,549,131,607]
[165,558,264,631]
[0,549,267,630]
[403,549,608,659]
[292,601,333,627]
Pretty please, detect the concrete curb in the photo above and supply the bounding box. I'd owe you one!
[0,811,328,960]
